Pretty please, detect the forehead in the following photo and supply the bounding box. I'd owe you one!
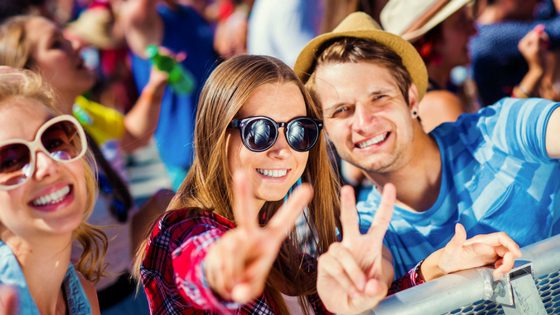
[0,97,50,141]
[25,17,57,44]
[314,62,401,104]
[238,82,307,120]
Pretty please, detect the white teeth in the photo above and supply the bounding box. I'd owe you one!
[257,169,288,178]
[31,186,70,207]
[358,133,388,149]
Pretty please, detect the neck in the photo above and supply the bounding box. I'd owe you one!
[365,126,442,211]
[2,232,73,314]
[56,89,78,115]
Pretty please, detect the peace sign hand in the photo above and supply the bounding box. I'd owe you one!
[204,171,313,304]
[317,184,396,314]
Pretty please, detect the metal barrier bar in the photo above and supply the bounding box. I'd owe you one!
[369,234,560,315]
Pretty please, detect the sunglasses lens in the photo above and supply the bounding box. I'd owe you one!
[41,120,84,161]
[287,119,319,151]
[243,119,276,151]
[0,143,32,186]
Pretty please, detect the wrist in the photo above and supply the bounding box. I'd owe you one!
[420,251,446,281]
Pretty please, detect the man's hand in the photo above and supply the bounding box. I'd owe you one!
[422,224,522,281]
[317,184,396,314]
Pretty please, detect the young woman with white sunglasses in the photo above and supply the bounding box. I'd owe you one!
[0,68,106,315]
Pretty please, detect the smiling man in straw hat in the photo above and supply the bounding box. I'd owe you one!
[295,11,560,282]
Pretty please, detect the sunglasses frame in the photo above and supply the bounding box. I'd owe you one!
[0,114,87,191]
[229,116,323,152]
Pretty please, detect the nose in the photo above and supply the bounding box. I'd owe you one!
[267,128,292,158]
[33,151,60,181]
[352,104,373,133]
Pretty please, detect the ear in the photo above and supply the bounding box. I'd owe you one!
[407,84,420,118]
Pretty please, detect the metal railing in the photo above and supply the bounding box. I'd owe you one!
[371,234,560,315]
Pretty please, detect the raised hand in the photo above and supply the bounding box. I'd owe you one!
[204,171,313,304]
[518,24,548,70]
[421,224,522,281]
[317,184,396,314]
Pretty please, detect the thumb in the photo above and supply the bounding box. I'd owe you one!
[447,223,467,249]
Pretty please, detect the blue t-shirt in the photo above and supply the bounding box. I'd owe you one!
[131,4,218,171]
[0,241,91,315]
[357,98,560,278]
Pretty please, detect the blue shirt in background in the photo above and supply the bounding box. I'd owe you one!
[130,5,218,176]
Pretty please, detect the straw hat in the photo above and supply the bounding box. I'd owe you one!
[294,11,428,100]
[65,7,120,49]
[381,0,472,41]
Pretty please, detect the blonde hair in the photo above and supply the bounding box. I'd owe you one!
[0,16,35,69]
[0,68,107,282]
[134,55,340,313]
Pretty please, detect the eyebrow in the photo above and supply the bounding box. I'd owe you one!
[324,88,394,112]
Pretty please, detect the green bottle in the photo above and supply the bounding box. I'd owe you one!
[145,45,196,94]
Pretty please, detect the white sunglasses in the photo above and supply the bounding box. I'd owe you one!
[0,115,87,190]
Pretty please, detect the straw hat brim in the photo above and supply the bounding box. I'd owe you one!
[65,8,120,49]
[294,12,428,100]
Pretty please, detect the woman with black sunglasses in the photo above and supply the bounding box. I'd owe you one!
[132,54,406,314]
[0,68,107,314]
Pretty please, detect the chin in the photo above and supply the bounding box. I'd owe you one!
[258,190,291,203]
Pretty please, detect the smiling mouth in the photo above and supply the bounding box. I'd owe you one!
[30,185,72,207]
[256,169,290,178]
[356,132,390,149]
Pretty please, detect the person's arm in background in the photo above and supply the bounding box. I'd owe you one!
[213,0,253,58]
[121,67,167,152]
[116,0,164,57]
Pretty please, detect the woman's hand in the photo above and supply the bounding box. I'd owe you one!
[204,171,312,304]
[317,184,396,314]
[421,224,522,281]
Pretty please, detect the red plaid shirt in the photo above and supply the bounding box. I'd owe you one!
[140,208,420,314]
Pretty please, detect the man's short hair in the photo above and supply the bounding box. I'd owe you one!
[307,37,413,106]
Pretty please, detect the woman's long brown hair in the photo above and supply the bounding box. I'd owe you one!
[135,55,340,314]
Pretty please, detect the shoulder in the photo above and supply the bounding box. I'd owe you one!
[420,91,465,132]
[76,272,100,315]
[147,208,235,248]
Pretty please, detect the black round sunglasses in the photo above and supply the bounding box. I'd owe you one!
[229,116,323,152]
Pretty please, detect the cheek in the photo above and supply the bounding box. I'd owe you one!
[0,191,27,232]
[325,121,345,141]
[68,162,87,204]
[294,152,309,177]
[227,134,249,174]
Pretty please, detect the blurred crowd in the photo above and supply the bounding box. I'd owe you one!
[0,0,559,314]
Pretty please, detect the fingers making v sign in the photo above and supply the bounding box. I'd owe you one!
[204,171,313,304]
[317,184,396,314]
